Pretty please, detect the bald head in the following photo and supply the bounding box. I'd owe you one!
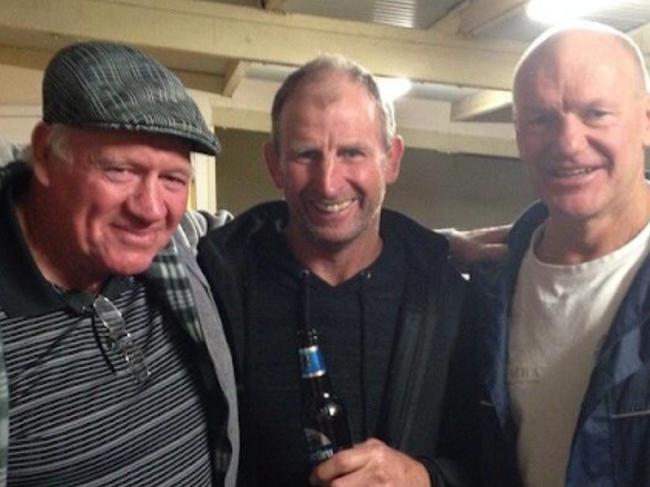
[513,23,649,119]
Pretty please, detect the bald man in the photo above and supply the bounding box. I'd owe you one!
[451,22,650,487]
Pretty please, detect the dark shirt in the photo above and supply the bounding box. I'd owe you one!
[241,221,406,485]
[198,201,467,487]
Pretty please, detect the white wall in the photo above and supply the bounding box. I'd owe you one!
[0,106,39,144]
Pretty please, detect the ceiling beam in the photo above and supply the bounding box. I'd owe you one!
[0,0,524,91]
[451,89,512,121]
[222,60,249,97]
[459,0,527,37]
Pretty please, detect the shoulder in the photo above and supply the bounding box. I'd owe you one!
[470,201,547,289]
[507,201,548,257]
[380,208,451,264]
[200,201,287,252]
[196,201,288,285]
[380,210,468,303]
[174,208,235,251]
[0,161,31,204]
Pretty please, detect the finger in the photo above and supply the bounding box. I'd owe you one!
[309,444,371,485]
[314,464,368,487]
[474,242,509,260]
[311,439,430,487]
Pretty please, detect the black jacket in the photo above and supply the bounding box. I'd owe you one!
[197,201,467,486]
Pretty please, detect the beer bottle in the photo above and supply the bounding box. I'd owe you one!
[297,270,352,466]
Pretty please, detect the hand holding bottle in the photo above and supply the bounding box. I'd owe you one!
[308,438,431,487]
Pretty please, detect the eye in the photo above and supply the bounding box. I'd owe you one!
[104,165,136,182]
[339,147,364,159]
[526,114,551,128]
[294,150,321,164]
[161,172,191,190]
[583,108,610,123]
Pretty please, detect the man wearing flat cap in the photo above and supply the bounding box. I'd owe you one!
[0,41,238,486]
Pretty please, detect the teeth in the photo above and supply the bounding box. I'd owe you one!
[314,200,354,212]
[551,167,594,177]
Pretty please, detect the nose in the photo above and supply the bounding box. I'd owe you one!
[555,114,588,158]
[312,153,341,197]
[126,176,166,222]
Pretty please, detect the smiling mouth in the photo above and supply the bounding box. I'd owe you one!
[549,167,596,177]
[114,225,161,244]
[312,199,355,213]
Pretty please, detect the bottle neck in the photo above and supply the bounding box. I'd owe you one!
[299,341,333,395]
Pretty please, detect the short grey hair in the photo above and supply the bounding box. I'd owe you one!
[46,124,73,161]
[26,123,73,165]
[270,54,396,151]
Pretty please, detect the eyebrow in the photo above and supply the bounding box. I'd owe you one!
[90,155,194,177]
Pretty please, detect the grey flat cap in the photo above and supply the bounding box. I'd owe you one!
[42,41,220,156]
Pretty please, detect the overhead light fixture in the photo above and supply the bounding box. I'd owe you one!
[526,0,623,24]
[377,77,412,102]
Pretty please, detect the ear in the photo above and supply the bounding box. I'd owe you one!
[263,141,284,190]
[384,135,404,185]
[30,122,53,187]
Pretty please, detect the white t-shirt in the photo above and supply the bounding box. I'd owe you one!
[509,219,650,486]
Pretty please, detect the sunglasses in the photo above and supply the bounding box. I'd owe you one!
[92,294,151,384]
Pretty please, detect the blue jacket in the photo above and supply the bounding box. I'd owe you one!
[458,201,650,486]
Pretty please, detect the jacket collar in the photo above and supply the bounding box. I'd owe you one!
[471,201,548,434]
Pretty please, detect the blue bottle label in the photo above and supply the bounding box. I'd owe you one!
[299,345,326,378]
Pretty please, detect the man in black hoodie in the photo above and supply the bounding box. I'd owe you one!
[198,55,467,487]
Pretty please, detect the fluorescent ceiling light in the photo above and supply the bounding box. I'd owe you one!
[526,0,623,24]
[377,77,413,102]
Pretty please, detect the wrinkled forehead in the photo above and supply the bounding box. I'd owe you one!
[287,72,370,110]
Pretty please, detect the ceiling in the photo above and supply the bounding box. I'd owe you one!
[270,0,462,29]
[0,0,650,159]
